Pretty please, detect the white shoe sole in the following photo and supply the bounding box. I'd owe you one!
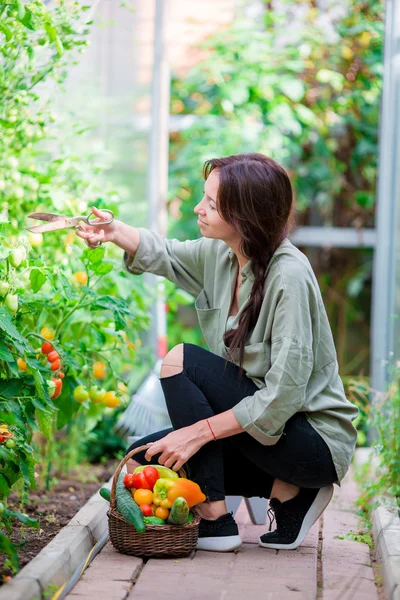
[196,534,242,552]
[258,484,334,551]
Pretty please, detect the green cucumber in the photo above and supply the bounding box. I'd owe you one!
[99,487,111,502]
[143,516,166,525]
[167,497,189,525]
[115,473,145,533]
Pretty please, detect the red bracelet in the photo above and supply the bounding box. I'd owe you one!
[206,419,217,441]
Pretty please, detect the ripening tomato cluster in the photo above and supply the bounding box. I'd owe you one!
[0,425,17,449]
[41,340,65,399]
[0,245,28,314]
[123,467,169,520]
[73,385,120,408]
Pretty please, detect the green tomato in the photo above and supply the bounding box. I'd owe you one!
[8,248,25,268]
[5,294,18,313]
[73,385,89,403]
[0,502,4,514]
[89,386,106,404]
[0,281,10,297]
[5,439,16,449]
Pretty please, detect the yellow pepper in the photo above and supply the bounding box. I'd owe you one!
[153,477,206,509]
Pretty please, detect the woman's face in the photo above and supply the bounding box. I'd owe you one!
[194,170,240,244]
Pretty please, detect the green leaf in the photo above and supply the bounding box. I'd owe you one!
[20,8,36,31]
[315,69,345,92]
[6,509,39,529]
[86,246,105,265]
[279,78,305,102]
[0,474,10,498]
[0,343,14,362]
[0,246,12,261]
[0,532,19,570]
[90,295,131,331]
[30,269,47,293]
[0,307,30,348]
[0,378,24,400]
[16,0,26,21]
[0,22,13,42]
[31,397,52,413]
[92,262,113,276]
[31,369,56,409]
[35,408,54,439]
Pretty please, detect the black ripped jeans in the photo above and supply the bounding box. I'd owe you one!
[126,343,338,501]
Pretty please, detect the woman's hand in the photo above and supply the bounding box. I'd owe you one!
[144,424,212,472]
[75,206,119,248]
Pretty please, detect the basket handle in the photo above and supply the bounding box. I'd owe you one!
[109,444,187,510]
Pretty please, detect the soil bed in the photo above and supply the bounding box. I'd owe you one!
[0,460,116,585]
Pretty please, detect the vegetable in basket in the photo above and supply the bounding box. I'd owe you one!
[167,497,190,525]
[116,473,145,533]
[133,464,179,480]
[153,478,206,509]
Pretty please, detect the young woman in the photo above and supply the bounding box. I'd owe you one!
[76,153,358,553]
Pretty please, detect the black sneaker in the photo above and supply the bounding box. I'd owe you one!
[258,484,334,550]
[196,512,242,552]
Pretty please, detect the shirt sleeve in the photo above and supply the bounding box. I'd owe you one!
[123,227,207,297]
[232,285,315,445]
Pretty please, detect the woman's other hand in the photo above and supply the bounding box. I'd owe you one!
[75,206,118,248]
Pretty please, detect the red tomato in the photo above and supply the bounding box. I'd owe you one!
[59,372,65,379]
[123,473,135,489]
[50,359,61,371]
[0,435,4,444]
[47,351,60,363]
[52,378,63,399]
[41,341,53,355]
[132,471,153,490]
[142,466,160,489]
[140,504,153,516]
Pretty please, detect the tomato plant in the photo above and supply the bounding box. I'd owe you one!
[0,0,154,570]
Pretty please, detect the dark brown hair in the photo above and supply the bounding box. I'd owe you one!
[203,153,295,379]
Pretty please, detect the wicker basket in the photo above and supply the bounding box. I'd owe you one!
[108,444,201,558]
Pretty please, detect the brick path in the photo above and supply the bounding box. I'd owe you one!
[66,466,379,600]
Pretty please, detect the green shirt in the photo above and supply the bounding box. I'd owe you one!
[124,229,359,484]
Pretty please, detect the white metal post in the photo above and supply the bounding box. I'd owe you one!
[145,0,170,362]
[371,0,400,397]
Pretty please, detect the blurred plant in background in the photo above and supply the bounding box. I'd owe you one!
[167,0,383,372]
[348,370,400,508]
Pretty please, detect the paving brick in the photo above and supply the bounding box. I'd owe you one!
[323,509,360,534]
[66,542,142,599]
[322,583,378,600]
[129,544,317,598]
[69,578,133,598]
[321,557,375,580]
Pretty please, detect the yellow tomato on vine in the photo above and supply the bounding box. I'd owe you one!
[73,272,88,285]
[41,327,55,341]
[92,361,107,380]
[103,391,119,408]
